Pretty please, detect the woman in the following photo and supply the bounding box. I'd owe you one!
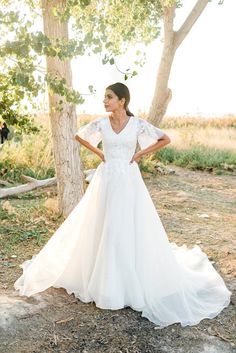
[14,82,231,328]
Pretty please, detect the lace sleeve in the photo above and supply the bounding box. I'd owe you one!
[76,118,102,147]
[137,118,165,150]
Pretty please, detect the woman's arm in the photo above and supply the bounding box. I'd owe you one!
[75,135,105,162]
[130,134,171,163]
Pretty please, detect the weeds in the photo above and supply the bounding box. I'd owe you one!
[0,196,62,257]
[0,129,55,182]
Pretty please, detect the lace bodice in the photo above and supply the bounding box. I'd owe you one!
[76,116,164,163]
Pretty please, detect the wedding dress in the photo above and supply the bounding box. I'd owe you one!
[14,116,231,327]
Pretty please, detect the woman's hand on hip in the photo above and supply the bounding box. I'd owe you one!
[97,150,105,162]
[130,151,143,163]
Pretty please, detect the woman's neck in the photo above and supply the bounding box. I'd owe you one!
[110,109,128,123]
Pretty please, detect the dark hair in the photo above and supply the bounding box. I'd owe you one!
[106,82,134,116]
[3,122,7,128]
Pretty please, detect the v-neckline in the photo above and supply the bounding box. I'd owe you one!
[108,116,132,135]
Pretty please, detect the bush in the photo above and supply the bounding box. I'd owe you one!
[156,146,236,172]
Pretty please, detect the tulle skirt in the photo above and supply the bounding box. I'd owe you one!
[14,161,231,327]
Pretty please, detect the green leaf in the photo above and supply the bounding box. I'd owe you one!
[109,57,115,65]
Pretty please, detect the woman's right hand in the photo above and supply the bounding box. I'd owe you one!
[97,150,105,162]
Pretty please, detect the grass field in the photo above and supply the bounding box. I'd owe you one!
[0,114,235,182]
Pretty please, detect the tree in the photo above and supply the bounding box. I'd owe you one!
[0,1,86,217]
[148,0,210,125]
[41,0,84,217]
[70,0,215,125]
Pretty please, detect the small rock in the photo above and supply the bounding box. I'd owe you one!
[198,214,210,218]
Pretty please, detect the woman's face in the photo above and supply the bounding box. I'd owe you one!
[103,89,125,112]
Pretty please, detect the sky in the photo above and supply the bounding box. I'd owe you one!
[71,0,236,117]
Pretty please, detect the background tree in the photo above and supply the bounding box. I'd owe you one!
[41,0,84,217]
[0,2,87,217]
[148,0,210,124]
[70,0,217,124]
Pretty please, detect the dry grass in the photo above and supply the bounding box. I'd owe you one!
[165,127,236,152]
[75,113,236,152]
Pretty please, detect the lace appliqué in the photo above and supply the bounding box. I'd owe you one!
[76,118,102,147]
[137,119,165,150]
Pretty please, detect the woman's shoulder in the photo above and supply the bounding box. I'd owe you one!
[82,116,107,130]
[130,116,141,124]
[132,116,148,130]
[132,116,146,124]
[92,116,107,125]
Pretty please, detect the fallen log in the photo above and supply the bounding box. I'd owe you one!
[0,176,57,198]
[0,179,11,186]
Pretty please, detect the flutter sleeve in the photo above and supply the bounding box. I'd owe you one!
[76,118,102,147]
[137,118,165,150]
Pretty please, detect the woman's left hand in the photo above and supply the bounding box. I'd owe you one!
[130,151,143,163]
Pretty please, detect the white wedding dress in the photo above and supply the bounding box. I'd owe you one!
[14,116,231,327]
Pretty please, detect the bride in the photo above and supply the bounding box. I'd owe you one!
[14,82,231,328]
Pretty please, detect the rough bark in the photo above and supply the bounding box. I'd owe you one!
[0,176,56,198]
[41,0,84,217]
[148,4,176,125]
[148,0,209,125]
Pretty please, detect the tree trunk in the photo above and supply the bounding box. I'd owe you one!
[148,4,176,125]
[41,0,84,217]
[148,0,209,126]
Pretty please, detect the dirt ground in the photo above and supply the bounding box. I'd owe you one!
[0,166,236,353]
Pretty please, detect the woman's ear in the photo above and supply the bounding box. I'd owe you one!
[120,97,126,107]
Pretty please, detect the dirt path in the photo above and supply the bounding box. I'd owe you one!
[0,167,235,353]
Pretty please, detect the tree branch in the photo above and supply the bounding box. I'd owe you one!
[0,176,57,198]
[173,0,209,51]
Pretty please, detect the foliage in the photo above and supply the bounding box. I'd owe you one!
[0,130,55,182]
[0,3,89,128]
[0,73,40,134]
[70,0,163,54]
[155,146,236,172]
